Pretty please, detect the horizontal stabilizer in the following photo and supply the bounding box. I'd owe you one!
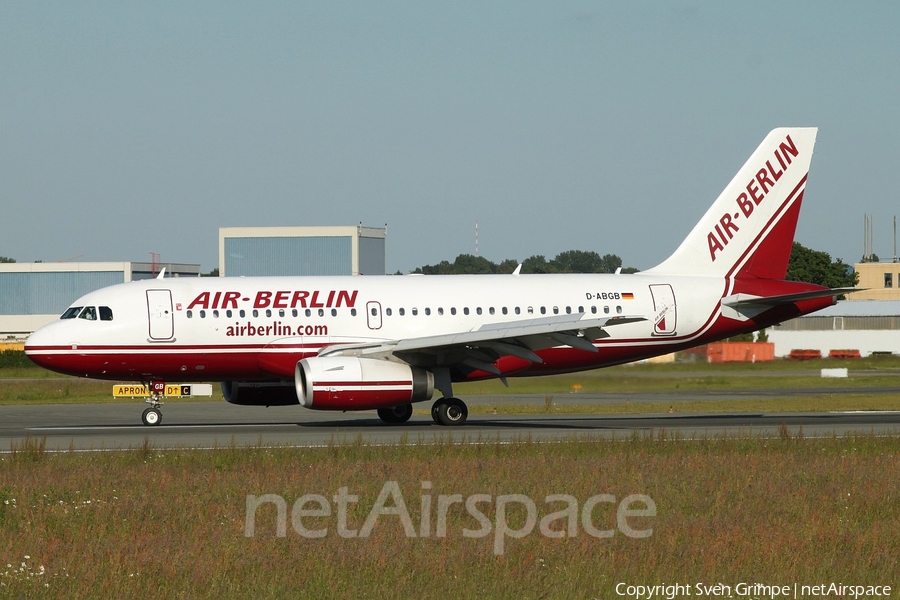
[721,287,860,321]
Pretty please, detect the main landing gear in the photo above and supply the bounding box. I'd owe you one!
[431,397,468,426]
[375,398,469,426]
[377,404,413,424]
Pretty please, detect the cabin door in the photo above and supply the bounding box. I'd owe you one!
[147,289,174,340]
[366,301,383,330]
[649,284,677,336]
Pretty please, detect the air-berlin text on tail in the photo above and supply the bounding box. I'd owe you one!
[187,289,359,310]
[707,134,800,262]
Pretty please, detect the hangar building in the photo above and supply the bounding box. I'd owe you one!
[767,300,900,357]
[0,261,200,339]
[219,226,386,277]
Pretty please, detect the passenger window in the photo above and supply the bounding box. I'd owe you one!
[438,307,444,315]
[187,310,193,319]
[604,306,610,314]
[213,310,219,318]
[565,306,571,314]
[386,308,393,316]
[292,309,298,317]
[351,308,357,317]
[318,308,324,317]
[540,307,546,315]
[227,310,233,318]
[463,308,469,315]
[240,310,246,318]
[371,307,378,316]
[476,307,482,315]
[616,306,623,314]
[412,308,418,316]
[305,309,312,317]
[578,306,584,313]
[528,307,534,314]
[78,306,97,321]
[99,306,113,321]
[450,307,457,315]
[265,309,272,318]
[399,308,405,316]
[425,308,431,316]
[501,307,507,315]
[591,306,597,314]
[331,309,337,317]
[553,306,559,315]
[279,309,285,317]
[252,310,259,318]
[199,310,206,318]
[515,307,521,315]
[61,307,83,319]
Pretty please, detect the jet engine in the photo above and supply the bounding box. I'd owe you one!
[295,356,434,410]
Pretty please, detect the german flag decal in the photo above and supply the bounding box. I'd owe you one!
[622,292,635,300]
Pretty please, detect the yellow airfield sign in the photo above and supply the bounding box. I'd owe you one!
[113,384,213,398]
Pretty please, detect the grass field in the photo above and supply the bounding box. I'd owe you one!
[0,434,897,599]
[2,356,899,597]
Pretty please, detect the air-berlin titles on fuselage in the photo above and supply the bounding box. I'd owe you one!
[186,289,359,310]
[706,134,800,262]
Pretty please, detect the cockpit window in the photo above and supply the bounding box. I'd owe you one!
[78,307,97,321]
[61,307,83,319]
[99,306,113,321]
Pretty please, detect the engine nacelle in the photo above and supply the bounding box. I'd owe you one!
[221,381,300,406]
[295,356,434,410]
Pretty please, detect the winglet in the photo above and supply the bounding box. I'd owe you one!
[156,267,166,280]
[512,264,522,276]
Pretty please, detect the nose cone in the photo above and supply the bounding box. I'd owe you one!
[24,322,72,374]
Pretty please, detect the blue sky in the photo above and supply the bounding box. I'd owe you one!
[3,2,899,273]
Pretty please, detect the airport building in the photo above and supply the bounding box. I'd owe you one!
[218,225,386,277]
[767,299,900,357]
[0,261,201,339]
[851,261,900,301]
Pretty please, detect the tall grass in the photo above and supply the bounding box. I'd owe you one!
[0,435,897,598]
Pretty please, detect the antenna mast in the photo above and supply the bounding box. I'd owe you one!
[150,252,161,278]
[475,221,479,257]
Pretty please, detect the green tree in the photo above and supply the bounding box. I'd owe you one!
[551,250,604,273]
[785,242,857,288]
[201,268,220,277]
[414,254,498,275]
[521,255,553,274]
[0,256,15,263]
[496,259,519,274]
[410,250,638,275]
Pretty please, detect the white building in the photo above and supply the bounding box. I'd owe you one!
[219,225,386,277]
[767,300,900,357]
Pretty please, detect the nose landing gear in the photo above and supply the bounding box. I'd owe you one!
[140,380,165,426]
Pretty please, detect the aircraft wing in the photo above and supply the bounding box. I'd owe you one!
[318,313,645,375]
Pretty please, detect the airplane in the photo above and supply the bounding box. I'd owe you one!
[25,127,854,427]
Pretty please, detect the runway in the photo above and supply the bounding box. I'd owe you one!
[2,398,900,451]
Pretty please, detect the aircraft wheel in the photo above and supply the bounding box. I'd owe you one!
[377,404,413,424]
[431,401,441,424]
[142,407,162,426]
[435,398,468,426]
